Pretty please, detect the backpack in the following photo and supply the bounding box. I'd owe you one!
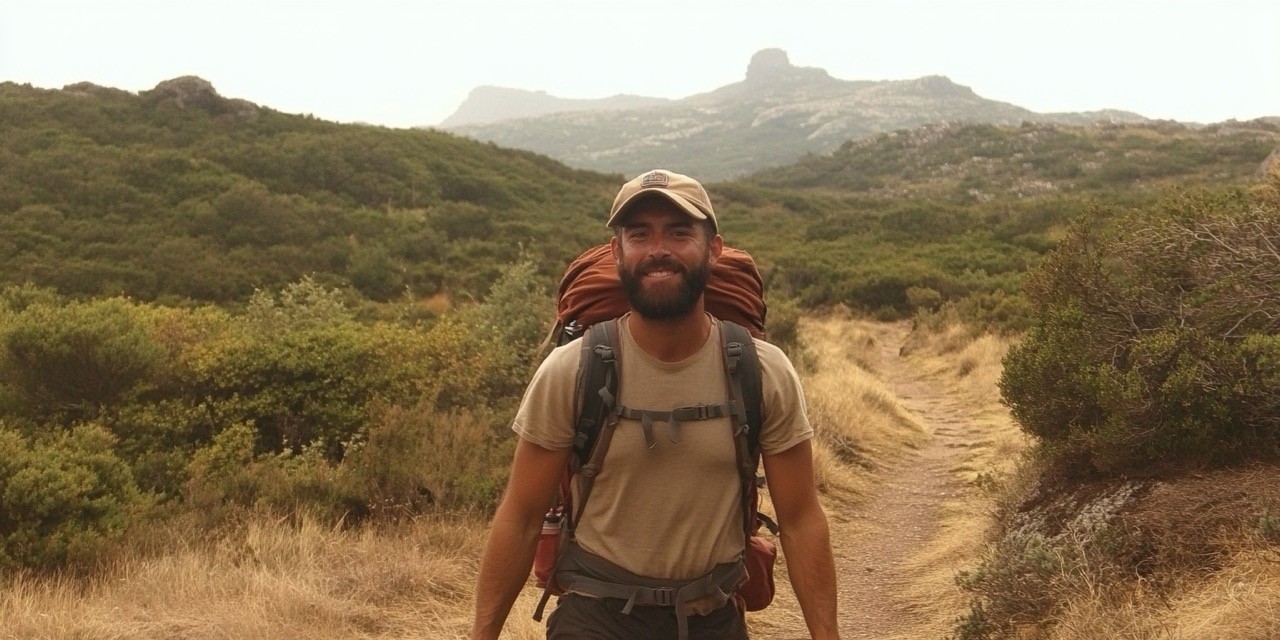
[531,243,779,622]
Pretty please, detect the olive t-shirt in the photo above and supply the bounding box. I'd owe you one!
[513,315,813,580]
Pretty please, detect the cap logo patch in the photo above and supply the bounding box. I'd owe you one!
[641,171,670,188]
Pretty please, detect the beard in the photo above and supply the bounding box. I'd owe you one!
[618,253,711,321]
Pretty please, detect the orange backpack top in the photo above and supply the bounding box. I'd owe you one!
[552,243,767,345]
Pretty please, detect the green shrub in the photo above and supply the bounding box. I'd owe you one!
[0,423,143,569]
[346,402,511,515]
[184,421,364,523]
[185,280,433,459]
[419,260,552,409]
[0,297,165,420]
[243,275,354,331]
[1001,181,1280,471]
[765,296,809,369]
[954,531,1063,637]
[0,283,62,314]
[105,399,216,498]
[184,421,260,515]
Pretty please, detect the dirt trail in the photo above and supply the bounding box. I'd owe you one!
[767,321,985,639]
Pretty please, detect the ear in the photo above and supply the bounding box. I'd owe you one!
[610,236,622,263]
[708,234,724,264]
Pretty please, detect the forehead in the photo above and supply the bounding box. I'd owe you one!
[615,197,694,228]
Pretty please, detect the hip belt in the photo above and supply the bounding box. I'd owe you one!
[555,543,746,640]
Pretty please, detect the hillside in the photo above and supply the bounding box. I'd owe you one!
[714,120,1277,317]
[439,48,1149,180]
[439,86,669,127]
[747,119,1280,198]
[0,77,618,304]
[2,78,1275,322]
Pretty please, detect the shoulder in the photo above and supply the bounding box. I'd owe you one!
[751,338,801,383]
[539,338,584,376]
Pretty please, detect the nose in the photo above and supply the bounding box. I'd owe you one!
[644,235,672,258]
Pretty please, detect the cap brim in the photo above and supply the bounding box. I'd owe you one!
[606,190,710,228]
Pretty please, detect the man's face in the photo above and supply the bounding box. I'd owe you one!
[610,199,722,321]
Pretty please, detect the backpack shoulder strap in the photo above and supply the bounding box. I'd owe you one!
[720,319,782,537]
[720,320,763,457]
[535,319,623,622]
[572,319,621,467]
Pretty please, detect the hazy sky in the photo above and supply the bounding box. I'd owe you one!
[2,0,1277,128]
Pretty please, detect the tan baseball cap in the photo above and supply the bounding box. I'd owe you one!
[606,169,718,232]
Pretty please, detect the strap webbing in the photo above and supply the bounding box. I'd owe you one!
[555,542,746,640]
[615,402,734,447]
[720,320,768,537]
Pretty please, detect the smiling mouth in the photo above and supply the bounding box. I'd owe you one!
[643,268,679,279]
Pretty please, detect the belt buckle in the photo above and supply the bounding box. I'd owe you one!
[652,587,678,606]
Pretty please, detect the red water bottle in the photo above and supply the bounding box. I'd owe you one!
[533,508,563,589]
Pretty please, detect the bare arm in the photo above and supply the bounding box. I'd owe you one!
[471,438,570,640]
[763,439,840,640]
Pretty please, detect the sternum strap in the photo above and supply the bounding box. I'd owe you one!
[614,402,734,447]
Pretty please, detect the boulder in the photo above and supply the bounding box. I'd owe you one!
[143,76,258,121]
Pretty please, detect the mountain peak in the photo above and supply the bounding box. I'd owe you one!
[744,48,832,84]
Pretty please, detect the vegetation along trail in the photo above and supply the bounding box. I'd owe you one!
[751,317,1021,640]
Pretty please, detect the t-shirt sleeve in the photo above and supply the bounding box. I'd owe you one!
[511,341,581,450]
[755,339,814,455]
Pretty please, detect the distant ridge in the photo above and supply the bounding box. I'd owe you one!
[439,86,670,127]
[439,49,1150,180]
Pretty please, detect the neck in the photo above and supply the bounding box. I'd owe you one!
[625,304,712,363]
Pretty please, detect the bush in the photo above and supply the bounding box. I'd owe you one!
[0,297,165,421]
[186,281,436,460]
[184,421,366,523]
[0,423,143,569]
[765,296,809,369]
[418,260,552,409]
[1001,180,1280,471]
[346,402,511,515]
[952,480,1144,639]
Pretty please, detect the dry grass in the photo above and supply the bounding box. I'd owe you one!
[1044,540,1280,640]
[1058,467,1280,640]
[0,514,545,640]
[798,315,928,499]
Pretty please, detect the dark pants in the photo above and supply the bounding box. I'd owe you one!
[546,594,749,640]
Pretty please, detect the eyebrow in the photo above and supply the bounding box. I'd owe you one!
[622,220,696,230]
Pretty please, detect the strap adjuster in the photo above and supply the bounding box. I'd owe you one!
[651,587,678,606]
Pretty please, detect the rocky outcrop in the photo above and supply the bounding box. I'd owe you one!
[142,76,259,121]
[1259,144,1280,179]
[744,48,832,85]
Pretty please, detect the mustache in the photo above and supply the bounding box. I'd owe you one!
[636,258,685,274]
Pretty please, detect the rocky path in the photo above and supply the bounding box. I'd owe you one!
[765,322,985,639]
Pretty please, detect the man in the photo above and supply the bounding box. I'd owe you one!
[472,170,839,640]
